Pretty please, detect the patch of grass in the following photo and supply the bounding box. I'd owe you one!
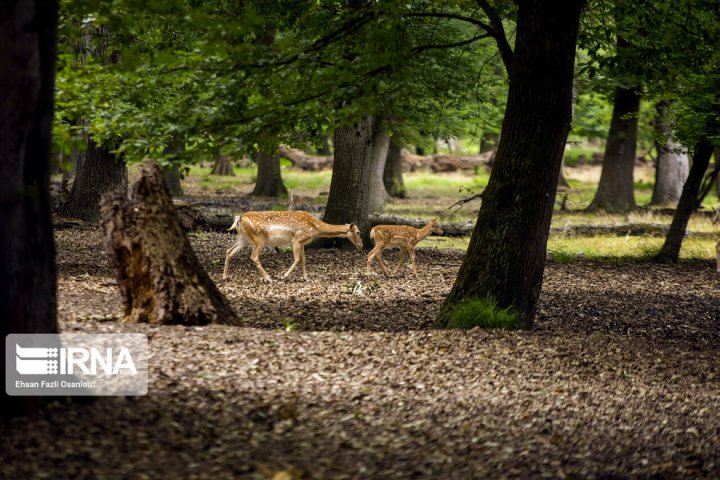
[283,170,333,192]
[547,236,716,262]
[421,236,470,250]
[548,250,577,263]
[282,318,298,332]
[443,295,521,330]
[404,171,489,197]
[563,146,601,167]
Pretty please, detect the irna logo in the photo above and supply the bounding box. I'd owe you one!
[15,344,138,376]
[6,333,148,396]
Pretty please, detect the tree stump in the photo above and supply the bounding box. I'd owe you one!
[100,161,240,325]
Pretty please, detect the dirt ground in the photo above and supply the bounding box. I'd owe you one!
[1,228,719,479]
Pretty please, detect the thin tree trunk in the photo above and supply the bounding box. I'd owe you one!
[211,155,235,176]
[651,101,689,205]
[480,132,499,153]
[655,140,715,263]
[61,148,78,195]
[558,157,570,188]
[320,116,375,247]
[317,136,331,155]
[368,126,390,213]
[384,138,406,198]
[714,148,720,199]
[101,161,240,325]
[0,0,59,418]
[251,150,287,197]
[588,86,641,212]
[56,134,127,222]
[436,0,583,329]
[162,164,183,197]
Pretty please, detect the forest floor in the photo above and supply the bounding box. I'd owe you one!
[2,227,719,479]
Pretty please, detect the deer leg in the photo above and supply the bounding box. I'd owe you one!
[250,240,271,282]
[392,248,407,275]
[283,241,303,279]
[366,244,383,274]
[223,241,246,279]
[409,248,418,275]
[375,249,391,276]
[300,244,308,280]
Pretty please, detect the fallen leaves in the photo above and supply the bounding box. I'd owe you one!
[1,228,718,479]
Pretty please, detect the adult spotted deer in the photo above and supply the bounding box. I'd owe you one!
[367,219,443,276]
[223,211,363,282]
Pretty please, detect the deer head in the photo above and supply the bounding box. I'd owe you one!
[346,224,363,250]
[429,218,443,236]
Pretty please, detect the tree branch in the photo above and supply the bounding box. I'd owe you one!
[696,163,720,208]
[449,191,484,209]
[475,0,514,75]
[405,12,494,33]
[412,33,492,53]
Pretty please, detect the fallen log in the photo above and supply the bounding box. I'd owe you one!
[399,149,494,172]
[279,146,333,171]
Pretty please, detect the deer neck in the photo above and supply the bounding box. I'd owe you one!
[316,221,350,238]
[416,223,434,242]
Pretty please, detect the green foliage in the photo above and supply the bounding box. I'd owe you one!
[443,295,520,330]
[55,0,513,167]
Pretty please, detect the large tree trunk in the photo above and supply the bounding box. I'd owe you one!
[651,101,689,205]
[368,126,390,213]
[101,161,240,325]
[56,134,127,222]
[57,22,127,222]
[251,150,287,197]
[211,155,235,176]
[320,116,375,247]
[588,86,641,212]
[384,138,406,198]
[0,0,59,418]
[655,140,715,263]
[436,0,583,329]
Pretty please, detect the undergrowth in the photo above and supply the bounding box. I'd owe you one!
[443,296,521,330]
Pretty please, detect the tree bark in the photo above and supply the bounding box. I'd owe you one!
[56,132,127,222]
[320,116,375,247]
[368,126,390,213]
[317,136,331,155]
[384,138,406,198]
[651,101,688,205]
[251,150,287,197]
[60,147,78,195]
[655,140,715,263]
[436,0,583,329]
[588,86,641,212]
[162,164,183,197]
[480,131,499,153]
[714,148,719,199]
[211,155,235,176]
[101,161,240,325]
[0,0,59,418]
[558,157,571,188]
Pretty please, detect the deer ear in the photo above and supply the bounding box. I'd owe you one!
[348,223,357,232]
